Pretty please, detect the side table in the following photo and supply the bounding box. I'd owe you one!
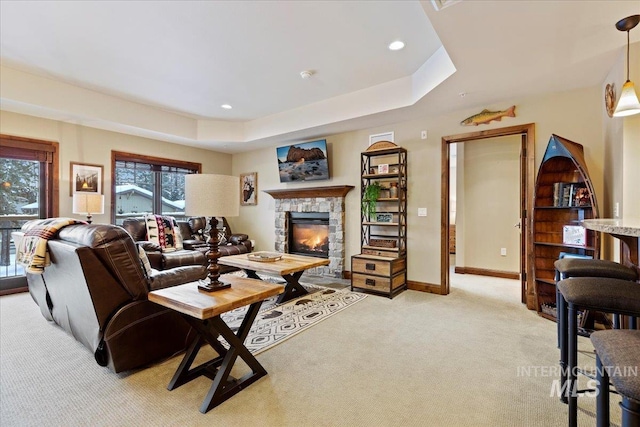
[148,275,284,413]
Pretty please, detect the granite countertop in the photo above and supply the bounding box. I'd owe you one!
[581,219,640,237]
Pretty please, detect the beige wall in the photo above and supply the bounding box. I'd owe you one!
[622,114,640,218]
[2,85,604,285]
[233,86,604,285]
[457,136,520,273]
[0,110,232,225]
[619,42,640,219]
[601,41,640,261]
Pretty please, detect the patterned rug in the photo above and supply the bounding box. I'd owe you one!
[220,282,367,355]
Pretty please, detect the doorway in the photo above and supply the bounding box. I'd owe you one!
[450,136,521,278]
[441,124,536,309]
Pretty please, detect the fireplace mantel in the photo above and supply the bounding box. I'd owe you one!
[264,185,354,199]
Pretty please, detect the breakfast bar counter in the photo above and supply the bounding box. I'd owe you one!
[581,218,640,237]
[581,218,640,276]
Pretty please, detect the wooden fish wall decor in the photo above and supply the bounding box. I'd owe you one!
[460,105,516,126]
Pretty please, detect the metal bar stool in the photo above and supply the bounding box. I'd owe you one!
[591,330,640,427]
[557,277,640,427]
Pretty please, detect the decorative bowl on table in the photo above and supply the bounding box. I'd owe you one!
[247,252,283,262]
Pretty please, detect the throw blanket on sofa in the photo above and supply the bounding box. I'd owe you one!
[143,214,183,252]
[16,218,85,274]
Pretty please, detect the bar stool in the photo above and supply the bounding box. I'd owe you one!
[557,277,640,427]
[555,258,639,282]
[555,258,638,342]
[590,330,640,427]
[554,258,638,405]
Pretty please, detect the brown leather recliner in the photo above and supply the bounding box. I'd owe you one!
[180,216,254,273]
[181,216,253,254]
[124,216,253,273]
[15,220,207,373]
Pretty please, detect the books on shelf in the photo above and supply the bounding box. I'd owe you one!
[552,182,589,207]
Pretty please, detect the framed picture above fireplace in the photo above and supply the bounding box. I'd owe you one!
[276,139,330,182]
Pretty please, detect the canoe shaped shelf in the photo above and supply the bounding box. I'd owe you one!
[532,134,600,320]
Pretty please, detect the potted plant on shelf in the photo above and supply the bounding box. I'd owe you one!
[362,181,382,219]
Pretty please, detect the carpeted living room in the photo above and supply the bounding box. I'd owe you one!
[2,1,640,427]
[0,272,621,426]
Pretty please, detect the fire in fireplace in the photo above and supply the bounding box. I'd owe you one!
[287,212,330,258]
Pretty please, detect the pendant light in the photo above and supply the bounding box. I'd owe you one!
[613,15,640,117]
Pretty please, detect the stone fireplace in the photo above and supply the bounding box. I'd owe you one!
[264,185,354,278]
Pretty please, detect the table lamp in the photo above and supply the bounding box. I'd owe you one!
[72,193,104,224]
[185,174,240,292]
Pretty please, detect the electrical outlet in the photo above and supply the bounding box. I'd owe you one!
[421,130,427,140]
[418,208,427,217]
[500,248,507,256]
[614,202,620,218]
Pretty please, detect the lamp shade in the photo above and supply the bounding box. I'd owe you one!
[72,193,104,214]
[185,174,240,217]
[613,80,640,117]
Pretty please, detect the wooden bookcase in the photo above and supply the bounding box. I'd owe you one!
[533,134,599,320]
[351,141,407,298]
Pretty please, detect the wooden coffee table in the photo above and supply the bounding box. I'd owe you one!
[148,275,284,413]
[218,253,330,303]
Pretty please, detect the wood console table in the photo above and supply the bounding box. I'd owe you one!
[149,275,284,413]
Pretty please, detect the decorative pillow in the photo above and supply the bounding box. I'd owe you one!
[170,217,184,251]
[218,227,227,245]
[138,245,153,278]
[143,214,183,252]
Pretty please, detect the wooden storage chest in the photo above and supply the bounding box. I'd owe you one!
[351,254,406,298]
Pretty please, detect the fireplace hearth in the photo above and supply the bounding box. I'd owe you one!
[288,212,329,258]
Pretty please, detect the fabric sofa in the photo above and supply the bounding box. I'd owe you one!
[122,216,253,273]
[14,220,207,373]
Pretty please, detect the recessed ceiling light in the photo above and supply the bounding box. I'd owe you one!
[388,40,405,51]
[221,104,232,109]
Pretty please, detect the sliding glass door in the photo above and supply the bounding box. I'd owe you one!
[0,135,58,294]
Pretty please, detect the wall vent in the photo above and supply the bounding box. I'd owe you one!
[369,131,394,146]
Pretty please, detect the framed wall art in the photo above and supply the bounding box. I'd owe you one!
[240,172,257,206]
[376,212,393,223]
[70,162,103,195]
[276,139,329,182]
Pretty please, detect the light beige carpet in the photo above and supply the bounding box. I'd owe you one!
[0,273,621,426]
[221,285,367,354]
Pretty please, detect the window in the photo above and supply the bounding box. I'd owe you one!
[0,134,59,293]
[112,151,201,224]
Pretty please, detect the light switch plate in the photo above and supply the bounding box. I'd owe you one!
[418,208,427,217]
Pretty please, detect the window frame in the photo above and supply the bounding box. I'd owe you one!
[111,151,201,223]
[1,134,59,217]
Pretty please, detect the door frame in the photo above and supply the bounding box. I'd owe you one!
[0,134,59,295]
[440,123,536,309]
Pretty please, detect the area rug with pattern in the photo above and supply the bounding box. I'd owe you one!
[219,283,367,355]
